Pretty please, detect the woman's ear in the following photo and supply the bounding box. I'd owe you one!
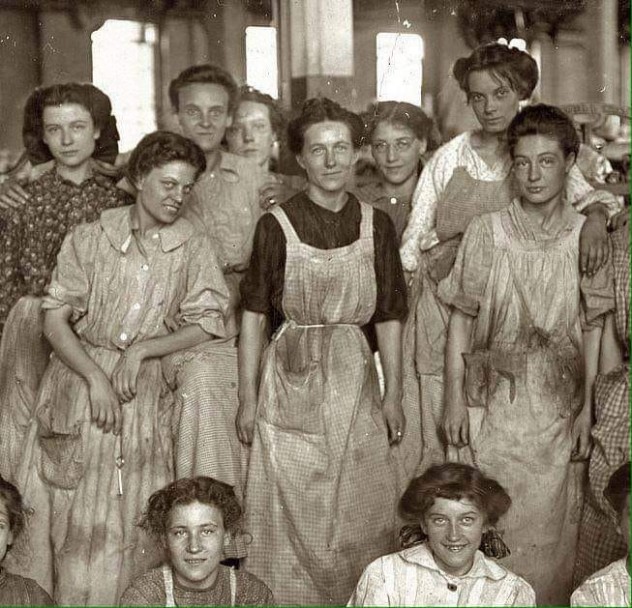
[296,154,306,171]
[418,138,428,156]
[93,128,101,142]
[565,152,576,174]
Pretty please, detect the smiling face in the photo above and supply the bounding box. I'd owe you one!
[42,103,100,169]
[297,120,357,199]
[225,100,276,168]
[512,135,573,207]
[370,121,424,187]
[467,70,520,135]
[135,161,198,230]
[166,500,228,590]
[176,83,232,154]
[421,497,487,577]
[0,498,14,564]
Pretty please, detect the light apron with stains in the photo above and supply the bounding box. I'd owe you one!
[457,210,585,606]
[401,167,512,476]
[244,203,399,605]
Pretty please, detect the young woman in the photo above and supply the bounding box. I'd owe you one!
[572,462,631,606]
[399,43,621,474]
[574,223,630,583]
[0,477,52,605]
[0,83,129,481]
[237,98,408,605]
[120,477,273,606]
[439,105,591,605]
[14,131,230,605]
[348,463,535,606]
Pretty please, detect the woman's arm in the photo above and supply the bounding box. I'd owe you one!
[599,311,623,374]
[44,304,121,434]
[573,326,600,461]
[443,309,474,447]
[236,310,267,444]
[375,320,404,445]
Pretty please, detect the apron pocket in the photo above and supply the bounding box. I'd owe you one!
[38,427,84,490]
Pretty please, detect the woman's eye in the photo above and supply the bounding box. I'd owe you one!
[541,157,556,167]
[186,109,200,117]
[312,148,325,155]
[461,517,474,524]
[496,88,509,98]
[183,185,193,196]
[172,529,186,537]
[514,160,528,169]
[470,94,484,103]
[335,144,349,152]
[201,527,215,536]
[162,182,176,190]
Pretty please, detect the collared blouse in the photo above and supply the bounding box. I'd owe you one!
[571,558,631,606]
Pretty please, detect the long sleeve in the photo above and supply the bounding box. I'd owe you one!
[566,164,622,218]
[347,560,390,607]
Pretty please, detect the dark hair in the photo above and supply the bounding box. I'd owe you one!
[453,43,539,101]
[235,86,286,139]
[22,82,119,165]
[364,101,434,145]
[604,462,631,516]
[507,103,580,159]
[287,97,365,154]
[140,477,242,537]
[126,131,207,185]
[169,64,239,114]
[399,463,511,527]
[0,477,26,541]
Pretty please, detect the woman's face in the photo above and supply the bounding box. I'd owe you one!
[297,120,358,197]
[619,494,630,552]
[166,500,228,590]
[42,103,100,169]
[421,497,487,577]
[135,161,198,229]
[0,499,13,563]
[370,121,425,186]
[467,70,520,135]
[226,100,276,168]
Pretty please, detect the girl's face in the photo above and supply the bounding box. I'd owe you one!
[135,161,198,230]
[297,120,358,197]
[166,500,229,590]
[512,135,574,207]
[226,100,276,168]
[0,499,13,563]
[421,497,487,577]
[467,70,521,135]
[370,121,425,187]
[42,103,100,169]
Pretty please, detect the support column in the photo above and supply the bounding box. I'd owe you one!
[284,0,355,109]
[584,0,619,103]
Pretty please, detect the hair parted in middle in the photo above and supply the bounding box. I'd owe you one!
[235,85,286,140]
[363,100,436,149]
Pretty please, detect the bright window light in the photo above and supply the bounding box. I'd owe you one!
[246,26,279,99]
[92,20,157,152]
[376,33,424,106]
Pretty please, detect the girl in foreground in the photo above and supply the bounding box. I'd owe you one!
[15,131,229,604]
[120,477,273,606]
[348,463,535,606]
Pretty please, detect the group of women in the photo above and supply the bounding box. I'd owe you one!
[0,40,628,607]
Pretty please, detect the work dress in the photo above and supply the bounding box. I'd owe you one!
[574,225,630,584]
[438,201,586,606]
[12,207,228,605]
[243,200,401,605]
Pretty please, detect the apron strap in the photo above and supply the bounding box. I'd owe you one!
[357,201,374,241]
[229,566,237,606]
[162,564,177,607]
[270,206,301,246]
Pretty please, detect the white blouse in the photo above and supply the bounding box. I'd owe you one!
[571,558,631,607]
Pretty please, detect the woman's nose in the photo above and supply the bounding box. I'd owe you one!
[446,522,460,541]
[324,149,336,168]
[529,162,542,181]
[61,128,74,146]
[187,532,201,553]
[242,126,255,143]
[386,144,398,162]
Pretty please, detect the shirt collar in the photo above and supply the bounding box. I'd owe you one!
[100,206,194,253]
[399,543,508,582]
[201,150,243,183]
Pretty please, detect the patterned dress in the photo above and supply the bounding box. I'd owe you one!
[0,569,53,605]
[574,226,630,584]
[242,197,406,605]
[571,558,631,606]
[13,207,229,605]
[438,200,586,606]
[348,543,536,607]
[0,168,129,481]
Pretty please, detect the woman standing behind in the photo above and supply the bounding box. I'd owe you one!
[0,83,129,481]
[237,98,407,605]
[400,43,620,473]
[14,132,229,605]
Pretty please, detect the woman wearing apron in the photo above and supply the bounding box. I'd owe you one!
[399,42,621,475]
[237,98,408,605]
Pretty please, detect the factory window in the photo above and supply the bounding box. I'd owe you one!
[246,26,279,98]
[376,32,424,106]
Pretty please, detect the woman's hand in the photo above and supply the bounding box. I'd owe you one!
[0,181,29,210]
[236,399,257,445]
[258,177,298,210]
[87,372,122,434]
[111,345,145,403]
[580,209,609,276]
[442,399,469,448]
[571,406,592,461]
[382,392,405,445]
[610,208,629,232]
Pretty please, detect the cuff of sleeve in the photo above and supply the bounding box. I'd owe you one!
[437,282,480,317]
[41,289,85,322]
[180,311,226,338]
[578,189,623,219]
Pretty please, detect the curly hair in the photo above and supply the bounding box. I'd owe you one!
[364,101,436,149]
[507,104,580,159]
[604,462,630,516]
[399,463,511,527]
[0,477,26,541]
[235,85,286,140]
[140,477,242,537]
[22,82,119,165]
[287,97,365,155]
[126,131,207,185]
[169,64,239,114]
[453,43,539,101]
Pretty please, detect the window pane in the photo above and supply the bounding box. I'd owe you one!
[376,32,424,106]
[246,26,279,99]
